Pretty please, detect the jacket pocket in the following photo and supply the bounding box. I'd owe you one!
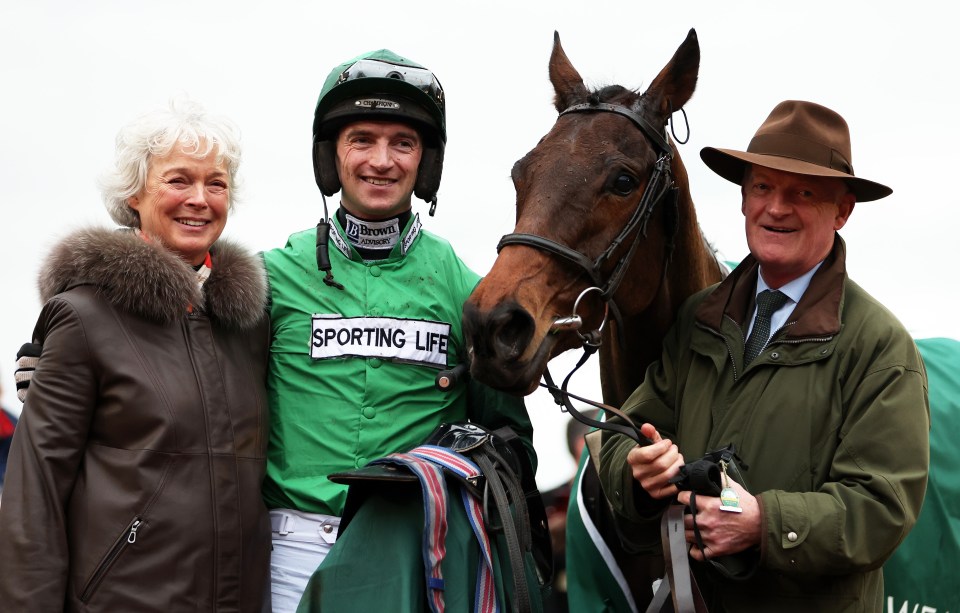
[79,516,144,603]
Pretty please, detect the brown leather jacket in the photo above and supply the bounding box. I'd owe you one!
[0,228,272,612]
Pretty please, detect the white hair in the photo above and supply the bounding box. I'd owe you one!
[99,96,243,228]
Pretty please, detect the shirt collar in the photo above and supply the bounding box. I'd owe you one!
[756,261,823,305]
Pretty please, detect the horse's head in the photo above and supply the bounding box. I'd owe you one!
[463,29,701,396]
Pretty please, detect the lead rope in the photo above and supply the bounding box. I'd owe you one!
[540,341,706,613]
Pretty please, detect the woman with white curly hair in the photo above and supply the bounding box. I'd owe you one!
[0,97,272,612]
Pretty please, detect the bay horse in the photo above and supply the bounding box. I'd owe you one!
[462,29,726,610]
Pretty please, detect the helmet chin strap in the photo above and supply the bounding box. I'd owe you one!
[428,196,438,216]
[315,193,344,290]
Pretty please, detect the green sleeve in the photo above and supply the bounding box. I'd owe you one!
[597,303,689,551]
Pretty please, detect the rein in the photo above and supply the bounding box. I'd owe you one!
[539,324,653,447]
[540,286,652,445]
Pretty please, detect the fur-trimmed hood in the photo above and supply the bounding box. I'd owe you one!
[38,227,268,329]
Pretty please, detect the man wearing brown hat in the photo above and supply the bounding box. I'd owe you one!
[599,100,929,611]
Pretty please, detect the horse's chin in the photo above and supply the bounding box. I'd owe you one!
[469,333,559,397]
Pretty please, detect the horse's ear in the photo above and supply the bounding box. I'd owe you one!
[643,28,700,121]
[549,31,588,112]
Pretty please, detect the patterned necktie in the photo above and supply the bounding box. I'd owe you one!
[743,290,789,364]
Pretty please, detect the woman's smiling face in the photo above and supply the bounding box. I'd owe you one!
[129,145,229,265]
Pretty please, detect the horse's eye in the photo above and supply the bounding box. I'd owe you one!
[612,173,639,196]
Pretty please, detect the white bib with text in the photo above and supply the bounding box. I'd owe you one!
[311,315,451,368]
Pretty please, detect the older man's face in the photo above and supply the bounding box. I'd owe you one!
[741,166,855,288]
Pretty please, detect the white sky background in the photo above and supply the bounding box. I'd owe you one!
[2,1,957,490]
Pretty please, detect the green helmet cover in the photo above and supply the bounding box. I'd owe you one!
[313,49,446,144]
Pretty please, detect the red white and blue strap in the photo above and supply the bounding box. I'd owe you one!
[460,482,500,612]
[409,445,481,480]
[409,446,501,613]
[372,452,448,613]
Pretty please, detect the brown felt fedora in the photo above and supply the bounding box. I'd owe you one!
[700,100,892,202]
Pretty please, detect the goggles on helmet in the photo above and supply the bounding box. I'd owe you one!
[334,59,445,116]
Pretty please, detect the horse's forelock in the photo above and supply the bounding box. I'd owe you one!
[588,85,637,106]
[586,86,659,126]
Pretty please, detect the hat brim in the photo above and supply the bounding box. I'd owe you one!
[700,147,892,202]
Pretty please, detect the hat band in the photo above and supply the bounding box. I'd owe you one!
[748,133,853,175]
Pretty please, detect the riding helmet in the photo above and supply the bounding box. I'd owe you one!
[312,49,447,206]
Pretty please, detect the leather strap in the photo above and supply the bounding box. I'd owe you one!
[646,505,708,613]
[560,102,672,154]
[475,452,531,612]
[647,573,672,613]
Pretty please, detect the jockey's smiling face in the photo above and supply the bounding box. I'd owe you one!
[335,120,423,221]
[741,165,855,288]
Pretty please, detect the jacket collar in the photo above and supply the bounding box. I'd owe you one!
[38,227,267,329]
[696,234,847,340]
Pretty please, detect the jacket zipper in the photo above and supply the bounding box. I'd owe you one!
[705,317,740,381]
[769,334,835,347]
[709,318,833,379]
[79,516,143,603]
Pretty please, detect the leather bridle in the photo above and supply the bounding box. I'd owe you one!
[496,101,680,346]
[495,100,683,447]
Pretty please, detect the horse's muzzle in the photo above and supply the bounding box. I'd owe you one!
[462,300,552,395]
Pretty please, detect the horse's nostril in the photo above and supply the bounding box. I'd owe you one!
[462,300,535,364]
[461,302,491,358]
[491,304,534,362]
